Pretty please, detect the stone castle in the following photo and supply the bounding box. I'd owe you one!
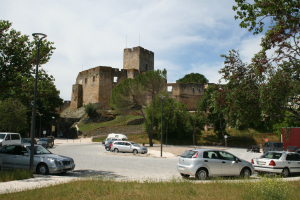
[70,46,208,111]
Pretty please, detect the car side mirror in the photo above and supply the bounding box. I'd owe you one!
[235,158,239,163]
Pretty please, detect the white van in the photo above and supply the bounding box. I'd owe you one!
[105,133,127,145]
[0,132,22,146]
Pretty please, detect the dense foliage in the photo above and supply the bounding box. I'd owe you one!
[0,20,62,134]
[176,73,209,84]
[212,0,300,128]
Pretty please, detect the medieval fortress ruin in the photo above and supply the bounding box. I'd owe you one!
[70,46,209,111]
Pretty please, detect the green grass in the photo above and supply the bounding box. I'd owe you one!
[78,115,142,132]
[1,177,299,199]
[0,169,33,182]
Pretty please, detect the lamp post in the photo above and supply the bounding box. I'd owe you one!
[160,95,165,157]
[30,33,47,170]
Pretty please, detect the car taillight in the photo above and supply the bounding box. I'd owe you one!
[269,160,276,166]
[251,159,254,164]
[192,151,198,158]
[273,145,274,148]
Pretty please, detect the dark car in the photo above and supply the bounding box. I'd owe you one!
[21,138,37,144]
[37,138,54,148]
[105,141,113,151]
[246,145,260,153]
[286,146,299,152]
[263,142,284,154]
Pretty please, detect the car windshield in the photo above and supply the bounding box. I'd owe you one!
[261,152,282,159]
[287,146,297,149]
[39,139,48,142]
[27,146,51,155]
[0,134,6,139]
[180,150,197,158]
[131,142,140,147]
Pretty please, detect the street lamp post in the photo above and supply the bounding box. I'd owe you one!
[30,33,47,171]
[160,96,165,157]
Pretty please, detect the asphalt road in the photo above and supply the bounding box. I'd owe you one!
[50,142,181,181]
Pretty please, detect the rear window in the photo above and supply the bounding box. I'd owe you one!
[180,150,197,158]
[261,152,282,159]
[274,143,283,147]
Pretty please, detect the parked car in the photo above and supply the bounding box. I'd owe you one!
[0,144,75,174]
[105,141,113,151]
[252,151,300,177]
[110,141,148,154]
[21,138,37,144]
[102,140,105,146]
[263,142,284,154]
[47,136,55,145]
[0,132,21,146]
[286,146,299,152]
[104,138,120,146]
[177,149,254,180]
[246,145,260,153]
[37,138,54,148]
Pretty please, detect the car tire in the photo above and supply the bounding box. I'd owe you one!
[180,174,190,179]
[105,147,110,151]
[37,163,49,175]
[133,149,138,154]
[114,148,119,153]
[282,168,290,178]
[240,168,251,178]
[196,168,208,180]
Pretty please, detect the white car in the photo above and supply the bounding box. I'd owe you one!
[177,149,254,180]
[252,151,300,177]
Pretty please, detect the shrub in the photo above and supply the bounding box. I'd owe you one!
[84,103,97,117]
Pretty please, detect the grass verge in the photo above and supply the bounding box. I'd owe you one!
[0,169,33,182]
[0,177,299,199]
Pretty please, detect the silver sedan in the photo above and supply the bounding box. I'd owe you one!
[177,149,254,180]
[0,144,75,175]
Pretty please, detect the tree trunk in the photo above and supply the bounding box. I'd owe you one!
[140,109,152,145]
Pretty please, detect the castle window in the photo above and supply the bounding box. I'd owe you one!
[146,64,148,70]
[93,76,95,82]
[114,77,118,83]
[168,86,172,93]
[85,78,87,84]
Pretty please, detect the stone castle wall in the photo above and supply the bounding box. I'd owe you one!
[123,46,154,72]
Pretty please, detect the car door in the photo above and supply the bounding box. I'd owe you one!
[218,151,240,175]
[122,142,131,152]
[293,153,300,172]
[0,145,16,169]
[13,146,30,170]
[286,153,299,173]
[202,151,222,175]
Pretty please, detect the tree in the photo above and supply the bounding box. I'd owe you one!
[0,20,55,100]
[110,69,167,146]
[176,73,209,84]
[0,98,27,132]
[145,93,192,141]
[198,85,227,139]
[0,20,60,134]
[213,1,300,127]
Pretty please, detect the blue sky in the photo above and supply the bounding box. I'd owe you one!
[1,0,265,101]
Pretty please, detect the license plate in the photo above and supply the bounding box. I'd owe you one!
[257,161,266,165]
[178,166,185,170]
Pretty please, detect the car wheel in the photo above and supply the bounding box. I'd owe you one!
[133,149,138,154]
[105,147,110,151]
[114,148,119,153]
[180,174,190,179]
[37,163,49,175]
[196,168,208,180]
[282,168,290,177]
[240,168,251,178]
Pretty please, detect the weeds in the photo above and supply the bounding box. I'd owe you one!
[0,169,33,182]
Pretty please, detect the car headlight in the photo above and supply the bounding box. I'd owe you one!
[49,158,62,166]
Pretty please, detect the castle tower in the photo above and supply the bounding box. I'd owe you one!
[123,46,154,72]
